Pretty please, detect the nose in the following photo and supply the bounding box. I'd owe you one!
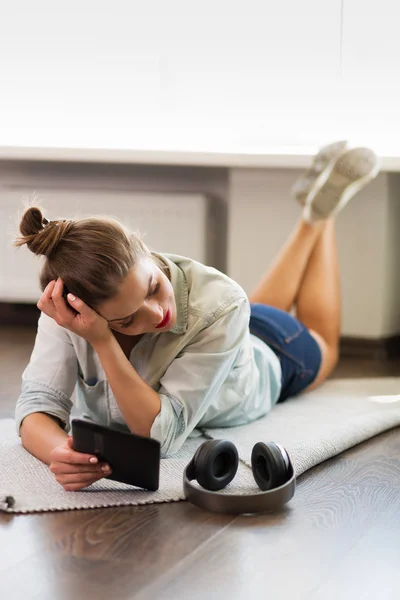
[149,301,164,325]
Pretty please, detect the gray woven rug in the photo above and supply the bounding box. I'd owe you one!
[1,378,400,514]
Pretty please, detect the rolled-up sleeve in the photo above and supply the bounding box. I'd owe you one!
[15,312,78,434]
[150,298,250,456]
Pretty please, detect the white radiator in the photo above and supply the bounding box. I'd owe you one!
[0,188,211,302]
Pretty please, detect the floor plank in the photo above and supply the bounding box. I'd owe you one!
[1,325,400,600]
[136,474,400,600]
[0,503,235,600]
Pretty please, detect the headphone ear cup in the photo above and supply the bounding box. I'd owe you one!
[195,440,239,491]
[251,442,290,491]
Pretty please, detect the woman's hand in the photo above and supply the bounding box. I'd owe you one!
[49,436,112,491]
[37,278,112,345]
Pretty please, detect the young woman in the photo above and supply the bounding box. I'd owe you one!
[14,141,379,492]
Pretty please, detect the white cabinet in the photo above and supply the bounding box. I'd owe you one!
[0,189,211,302]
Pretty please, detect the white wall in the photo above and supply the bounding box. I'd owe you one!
[383,174,400,335]
[342,0,399,77]
[2,0,398,154]
[228,169,393,338]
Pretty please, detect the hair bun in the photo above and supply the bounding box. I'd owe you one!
[14,206,72,257]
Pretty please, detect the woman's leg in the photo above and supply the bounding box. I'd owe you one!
[295,218,340,389]
[249,143,380,394]
[249,218,339,391]
[249,219,325,311]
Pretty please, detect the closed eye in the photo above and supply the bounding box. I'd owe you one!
[119,283,160,328]
[149,283,160,297]
[120,315,135,329]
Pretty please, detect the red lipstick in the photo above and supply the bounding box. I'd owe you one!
[156,308,171,329]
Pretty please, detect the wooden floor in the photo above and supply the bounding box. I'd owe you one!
[1,326,400,600]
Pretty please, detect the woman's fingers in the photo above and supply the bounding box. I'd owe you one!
[59,473,106,491]
[43,280,57,301]
[37,277,110,344]
[49,438,113,492]
[37,280,57,318]
[50,445,100,466]
[56,471,108,485]
[50,462,112,491]
[37,278,75,325]
[50,462,111,476]
[63,478,102,492]
[51,278,74,321]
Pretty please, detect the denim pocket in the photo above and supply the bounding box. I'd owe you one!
[250,304,304,345]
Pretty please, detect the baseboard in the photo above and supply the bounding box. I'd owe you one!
[0,302,41,327]
[1,302,400,360]
[340,336,400,360]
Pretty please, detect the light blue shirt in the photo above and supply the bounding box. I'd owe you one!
[15,253,282,456]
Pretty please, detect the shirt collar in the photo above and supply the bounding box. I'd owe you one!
[151,252,188,335]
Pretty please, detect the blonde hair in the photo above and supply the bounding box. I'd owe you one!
[13,205,155,308]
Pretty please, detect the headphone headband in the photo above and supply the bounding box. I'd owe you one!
[183,444,296,515]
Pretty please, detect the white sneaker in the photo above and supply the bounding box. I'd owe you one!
[292,141,349,207]
[302,146,380,223]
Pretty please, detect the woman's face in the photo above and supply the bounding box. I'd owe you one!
[97,257,177,336]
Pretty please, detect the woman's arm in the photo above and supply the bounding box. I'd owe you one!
[15,311,78,435]
[93,299,250,454]
[20,413,68,464]
[20,412,112,491]
[34,280,161,438]
[92,333,161,438]
[151,301,250,456]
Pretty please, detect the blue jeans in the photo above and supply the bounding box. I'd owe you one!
[249,303,322,402]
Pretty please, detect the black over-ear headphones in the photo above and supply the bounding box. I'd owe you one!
[183,439,296,514]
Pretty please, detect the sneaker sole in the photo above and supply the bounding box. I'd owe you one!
[304,148,381,221]
[293,140,349,206]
